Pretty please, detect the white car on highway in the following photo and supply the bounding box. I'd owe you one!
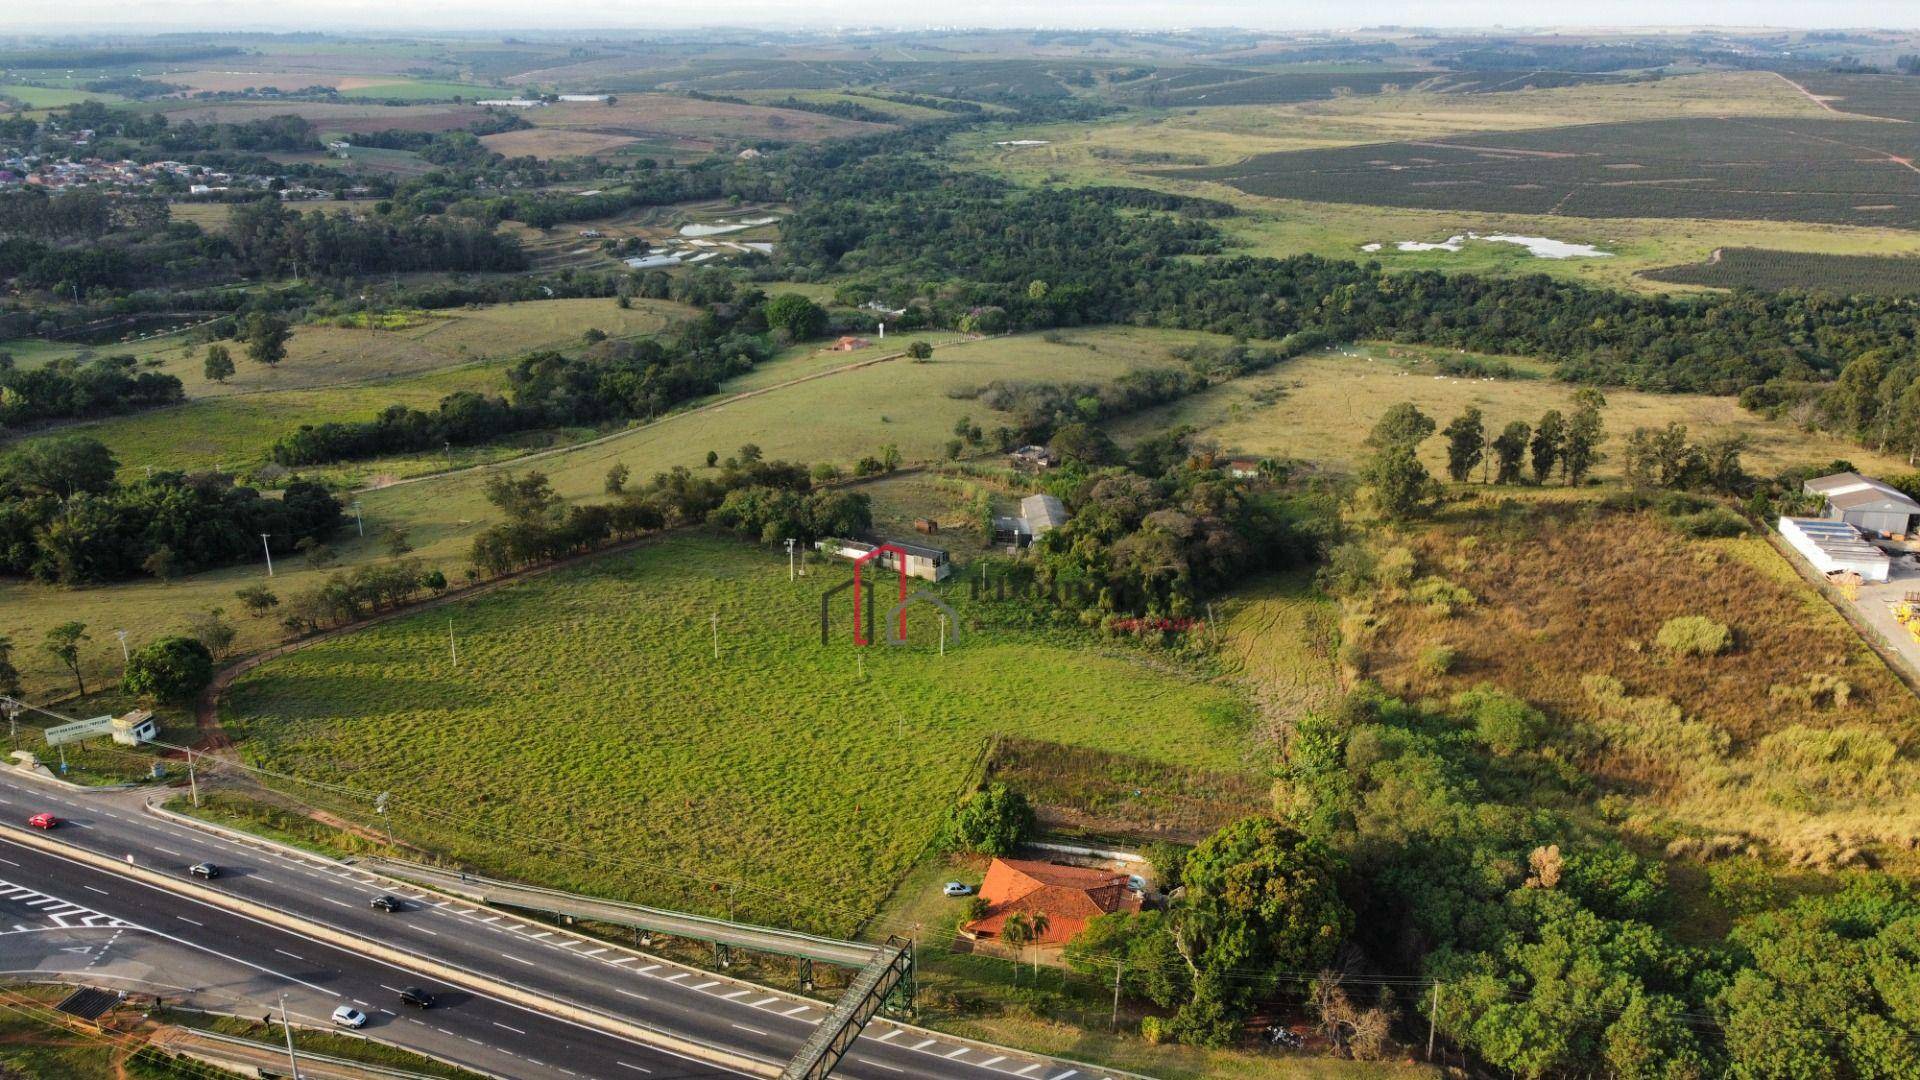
[331,1005,368,1029]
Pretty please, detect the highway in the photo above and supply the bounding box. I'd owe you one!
[0,770,1121,1080]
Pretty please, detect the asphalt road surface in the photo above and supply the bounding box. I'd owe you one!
[0,771,1121,1080]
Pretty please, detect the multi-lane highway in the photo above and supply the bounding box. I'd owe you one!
[0,769,1125,1080]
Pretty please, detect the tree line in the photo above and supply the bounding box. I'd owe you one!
[0,352,184,431]
[268,288,779,467]
[774,148,1920,400]
[0,435,343,586]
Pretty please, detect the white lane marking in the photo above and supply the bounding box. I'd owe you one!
[1016,1067,1043,1078]
[581,947,606,956]
[1049,1071,1080,1080]
[322,897,351,908]
[635,964,659,974]
[252,876,275,884]
[529,931,552,939]
[721,989,749,1000]
[730,1023,768,1036]
[494,1022,526,1035]
[616,988,652,1002]
[877,1028,901,1042]
[380,984,403,994]
[176,917,202,927]
[82,886,108,896]
[661,972,688,982]
[857,1060,905,1074]
[616,1062,652,1074]
[946,1047,969,1059]
[609,956,635,965]
[781,1005,812,1017]
[155,848,184,858]
[690,980,719,991]
[501,952,537,966]
[910,1039,936,1051]
[412,926,438,936]
[749,996,780,1007]
[980,1055,1006,1067]
[274,949,305,961]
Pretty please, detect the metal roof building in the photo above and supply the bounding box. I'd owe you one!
[1779,516,1892,582]
[1803,472,1920,536]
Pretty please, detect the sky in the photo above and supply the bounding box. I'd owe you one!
[5,0,1918,32]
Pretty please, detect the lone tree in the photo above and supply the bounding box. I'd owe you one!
[123,636,214,703]
[235,585,279,618]
[907,341,933,360]
[1531,409,1566,484]
[203,343,235,383]
[947,783,1035,857]
[1492,420,1531,484]
[1363,444,1435,519]
[1169,817,1351,1047]
[763,294,827,341]
[1442,406,1486,483]
[1562,388,1607,485]
[43,622,89,696]
[243,313,291,367]
[1365,401,1435,451]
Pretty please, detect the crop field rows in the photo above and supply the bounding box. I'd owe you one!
[1643,246,1920,295]
[1170,116,1920,228]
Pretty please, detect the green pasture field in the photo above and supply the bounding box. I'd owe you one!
[62,360,513,481]
[0,82,125,107]
[0,326,1208,698]
[221,533,1254,933]
[1105,343,1910,480]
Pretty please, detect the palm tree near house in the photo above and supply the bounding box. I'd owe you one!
[1027,912,1050,983]
[1001,913,1032,984]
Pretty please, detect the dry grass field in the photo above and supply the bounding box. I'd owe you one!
[478,128,644,159]
[525,93,891,146]
[134,297,689,399]
[1356,504,1920,860]
[157,100,491,134]
[1108,345,1909,479]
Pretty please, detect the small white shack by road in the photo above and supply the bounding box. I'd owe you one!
[1779,516,1892,582]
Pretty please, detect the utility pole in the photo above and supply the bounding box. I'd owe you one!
[711,613,719,660]
[375,792,393,847]
[114,629,129,666]
[278,995,302,1080]
[784,538,796,581]
[448,618,458,666]
[186,750,199,808]
[938,613,947,657]
[1111,959,1124,1031]
[351,500,364,538]
[260,534,274,577]
[4,699,19,747]
[1427,982,1442,1062]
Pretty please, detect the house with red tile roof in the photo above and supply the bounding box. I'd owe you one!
[963,857,1143,946]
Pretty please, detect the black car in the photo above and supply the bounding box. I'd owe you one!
[399,987,436,1009]
[369,895,403,912]
[188,862,219,879]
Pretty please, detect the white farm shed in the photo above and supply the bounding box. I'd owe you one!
[1779,517,1892,582]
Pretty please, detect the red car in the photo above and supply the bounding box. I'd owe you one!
[26,813,58,830]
